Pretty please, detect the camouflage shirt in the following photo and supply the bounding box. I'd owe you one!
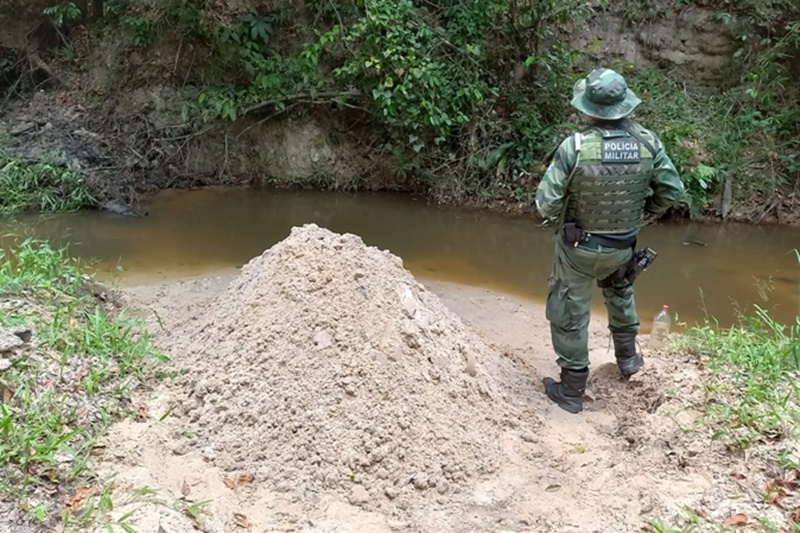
[535,124,685,224]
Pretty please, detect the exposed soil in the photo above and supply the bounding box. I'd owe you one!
[46,223,788,533]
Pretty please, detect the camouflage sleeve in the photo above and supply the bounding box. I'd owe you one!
[645,135,685,216]
[535,135,578,220]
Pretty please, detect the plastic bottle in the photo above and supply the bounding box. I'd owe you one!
[649,305,671,350]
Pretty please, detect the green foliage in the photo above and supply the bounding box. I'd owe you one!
[327,0,492,148]
[107,0,589,201]
[712,1,800,211]
[0,237,84,296]
[0,154,97,215]
[0,238,167,522]
[313,0,589,198]
[687,306,800,449]
[87,0,798,215]
[625,68,726,218]
[43,2,83,28]
[679,252,800,450]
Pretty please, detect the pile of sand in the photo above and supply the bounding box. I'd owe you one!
[178,224,529,509]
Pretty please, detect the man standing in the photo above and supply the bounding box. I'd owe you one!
[535,67,685,414]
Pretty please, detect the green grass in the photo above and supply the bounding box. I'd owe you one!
[0,237,167,526]
[679,291,800,451]
[0,154,97,215]
[653,251,800,531]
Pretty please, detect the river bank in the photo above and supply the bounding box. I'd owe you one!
[3,93,798,227]
[1,226,798,532]
[63,267,800,531]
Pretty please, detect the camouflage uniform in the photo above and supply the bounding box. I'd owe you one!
[535,68,685,414]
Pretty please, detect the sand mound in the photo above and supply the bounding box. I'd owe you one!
[179,224,527,508]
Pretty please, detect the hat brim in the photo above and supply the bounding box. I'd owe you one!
[570,80,641,120]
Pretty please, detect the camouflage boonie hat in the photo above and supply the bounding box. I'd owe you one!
[570,68,641,120]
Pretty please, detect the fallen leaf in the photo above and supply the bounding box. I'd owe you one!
[774,477,799,491]
[181,480,191,497]
[545,484,561,493]
[791,508,800,523]
[238,474,254,485]
[224,478,236,490]
[766,481,790,507]
[191,520,201,530]
[767,489,788,506]
[723,513,749,526]
[233,512,252,528]
[2,388,12,403]
[731,472,746,480]
[65,485,98,510]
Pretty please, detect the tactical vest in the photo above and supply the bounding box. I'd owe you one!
[563,126,656,233]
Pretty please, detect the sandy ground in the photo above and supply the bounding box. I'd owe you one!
[69,260,788,533]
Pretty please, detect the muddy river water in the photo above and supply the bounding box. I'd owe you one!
[2,187,799,331]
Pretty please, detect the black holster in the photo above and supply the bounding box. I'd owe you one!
[562,223,588,247]
[598,247,658,289]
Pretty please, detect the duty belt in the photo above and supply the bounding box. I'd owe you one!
[561,222,636,250]
[583,233,635,250]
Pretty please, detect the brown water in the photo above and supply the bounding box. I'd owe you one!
[2,187,799,331]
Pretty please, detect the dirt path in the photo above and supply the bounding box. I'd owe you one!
[86,230,773,533]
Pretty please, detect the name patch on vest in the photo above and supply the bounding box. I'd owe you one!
[600,129,630,138]
[601,139,641,163]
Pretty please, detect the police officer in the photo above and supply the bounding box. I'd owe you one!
[535,67,685,414]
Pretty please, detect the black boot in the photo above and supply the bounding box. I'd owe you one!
[610,328,644,378]
[542,367,588,414]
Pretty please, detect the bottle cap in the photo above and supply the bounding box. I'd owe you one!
[662,305,669,310]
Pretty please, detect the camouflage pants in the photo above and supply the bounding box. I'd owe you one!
[545,237,640,370]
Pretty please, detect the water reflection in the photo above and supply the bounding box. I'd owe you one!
[1,187,798,331]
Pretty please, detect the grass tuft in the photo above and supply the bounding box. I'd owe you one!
[680,299,800,450]
[0,237,166,527]
[0,154,97,215]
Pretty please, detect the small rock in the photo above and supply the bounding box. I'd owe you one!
[171,442,190,456]
[0,359,11,372]
[384,486,399,500]
[0,330,24,353]
[436,480,449,495]
[215,452,236,470]
[640,501,655,514]
[686,441,705,458]
[10,122,35,136]
[520,433,537,443]
[464,352,477,377]
[202,446,217,462]
[376,468,390,479]
[313,330,333,350]
[348,485,369,506]
[411,473,428,490]
[398,286,418,318]
[414,308,433,327]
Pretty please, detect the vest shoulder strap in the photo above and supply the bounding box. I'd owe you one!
[623,125,658,158]
[556,132,583,229]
